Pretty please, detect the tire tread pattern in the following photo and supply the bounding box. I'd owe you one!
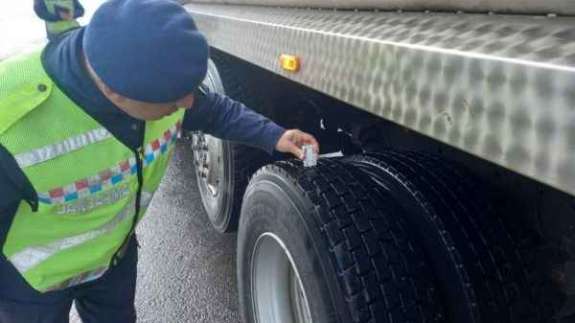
[347,151,540,322]
[256,158,444,323]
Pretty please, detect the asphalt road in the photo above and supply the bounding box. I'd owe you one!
[71,140,241,323]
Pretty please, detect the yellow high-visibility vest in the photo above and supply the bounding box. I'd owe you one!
[0,50,184,292]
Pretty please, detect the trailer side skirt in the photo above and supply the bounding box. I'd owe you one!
[186,4,575,196]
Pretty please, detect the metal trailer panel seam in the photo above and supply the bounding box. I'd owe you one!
[185,4,575,197]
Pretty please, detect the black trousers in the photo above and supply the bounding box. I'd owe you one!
[0,237,138,323]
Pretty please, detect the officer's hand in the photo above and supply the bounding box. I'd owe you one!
[276,129,320,160]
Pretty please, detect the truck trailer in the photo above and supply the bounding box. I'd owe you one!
[184,1,575,322]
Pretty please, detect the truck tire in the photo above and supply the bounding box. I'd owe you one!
[191,59,269,233]
[238,158,444,323]
[346,152,539,323]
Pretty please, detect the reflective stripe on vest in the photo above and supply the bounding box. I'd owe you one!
[14,127,111,168]
[9,191,153,274]
[47,266,109,292]
[31,121,180,206]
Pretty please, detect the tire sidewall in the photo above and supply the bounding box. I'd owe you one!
[238,173,350,323]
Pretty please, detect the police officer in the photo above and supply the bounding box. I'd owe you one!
[34,0,85,41]
[0,0,319,322]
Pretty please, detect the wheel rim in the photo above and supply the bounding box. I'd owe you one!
[191,132,224,210]
[251,233,313,323]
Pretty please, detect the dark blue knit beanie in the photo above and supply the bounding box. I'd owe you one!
[83,0,209,103]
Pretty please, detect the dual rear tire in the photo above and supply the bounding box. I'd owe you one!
[238,159,443,323]
[236,153,540,323]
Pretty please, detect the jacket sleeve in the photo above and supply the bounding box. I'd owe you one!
[0,168,20,244]
[0,178,20,220]
[0,145,36,217]
[182,92,285,155]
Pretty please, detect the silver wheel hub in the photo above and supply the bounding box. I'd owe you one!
[251,233,313,323]
[192,132,224,198]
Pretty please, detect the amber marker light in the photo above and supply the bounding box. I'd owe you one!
[279,54,300,72]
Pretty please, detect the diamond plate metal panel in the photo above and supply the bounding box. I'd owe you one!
[186,4,575,196]
[188,0,575,16]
